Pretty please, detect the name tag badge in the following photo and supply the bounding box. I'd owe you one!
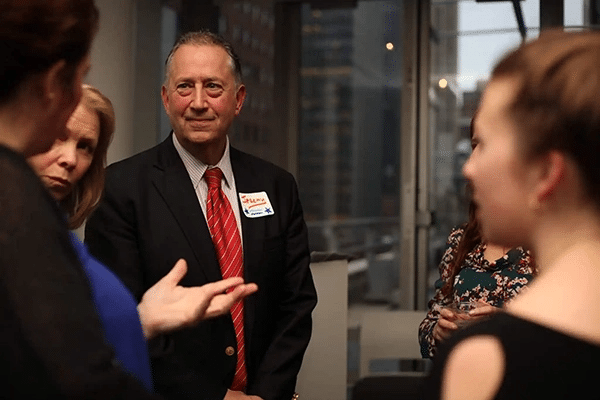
[239,191,275,218]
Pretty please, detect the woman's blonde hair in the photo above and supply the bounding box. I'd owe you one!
[61,84,115,229]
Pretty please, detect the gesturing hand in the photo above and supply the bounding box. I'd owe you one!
[224,389,264,399]
[137,259,258,340]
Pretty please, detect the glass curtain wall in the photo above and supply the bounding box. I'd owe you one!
[129,1,600,397]
[299,1,402,308]
[297,0,405,388]
[426,0,540,302]
[425,0,600,306]
[144,0,600,312]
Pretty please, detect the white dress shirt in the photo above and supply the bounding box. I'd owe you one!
[172,134,243,248]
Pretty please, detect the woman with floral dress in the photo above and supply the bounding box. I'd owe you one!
[418,122,537,359]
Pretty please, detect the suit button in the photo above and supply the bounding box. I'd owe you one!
[225,346,235,356]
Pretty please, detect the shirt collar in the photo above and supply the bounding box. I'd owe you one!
[172,134,235,190]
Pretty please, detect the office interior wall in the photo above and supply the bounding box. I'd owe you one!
[133,0,164,153]
[87,0,137,165]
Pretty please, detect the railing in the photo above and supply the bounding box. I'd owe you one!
[306,216,400,255]
[307,217,401,304]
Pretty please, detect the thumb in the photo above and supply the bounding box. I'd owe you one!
[161,259,188,287]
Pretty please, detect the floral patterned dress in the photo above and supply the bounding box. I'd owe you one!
[418,227,535,358]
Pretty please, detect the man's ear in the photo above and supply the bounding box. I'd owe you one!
[41,60,68,111]
[533,150,565,204]
[235,84,246,115]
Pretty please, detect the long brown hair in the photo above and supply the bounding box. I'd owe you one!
[440,116,482,299]
[61,85,115,229]
[440,111,540,299]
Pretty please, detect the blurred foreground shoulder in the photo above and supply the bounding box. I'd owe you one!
[440,335,505,400]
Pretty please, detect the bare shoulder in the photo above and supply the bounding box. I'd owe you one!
[441,335,505,400]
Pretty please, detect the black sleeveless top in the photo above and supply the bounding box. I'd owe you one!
[423,312,600,399]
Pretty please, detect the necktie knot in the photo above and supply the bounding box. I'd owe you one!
[204,167,223,189]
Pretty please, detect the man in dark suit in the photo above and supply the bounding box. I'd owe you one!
[85,31,317,400]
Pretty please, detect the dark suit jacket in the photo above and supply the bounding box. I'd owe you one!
[0,145,161,400]
[85,136,317,400]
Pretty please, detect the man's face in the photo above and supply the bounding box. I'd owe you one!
[161,44,246,161]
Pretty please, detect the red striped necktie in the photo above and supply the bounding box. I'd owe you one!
[204,167,247,391]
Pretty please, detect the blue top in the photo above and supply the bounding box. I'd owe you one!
[69,232,153,391]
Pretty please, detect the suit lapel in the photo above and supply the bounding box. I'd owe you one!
[230,148,265,343]
[151,137,223,283]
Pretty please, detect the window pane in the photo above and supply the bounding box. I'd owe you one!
[300,1,402,307]
[565,0,585,27]
[299,1,404,384]
[427,0,539,302]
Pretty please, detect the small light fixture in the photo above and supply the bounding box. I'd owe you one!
[386,42,394,51]
[438,78,448,89]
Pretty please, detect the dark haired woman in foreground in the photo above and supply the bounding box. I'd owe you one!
[0,1,254,397]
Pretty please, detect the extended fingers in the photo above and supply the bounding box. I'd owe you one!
[233,282,258,297]
[203,283,258,320]
[217,283,258,307]
[206,277,245,294]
